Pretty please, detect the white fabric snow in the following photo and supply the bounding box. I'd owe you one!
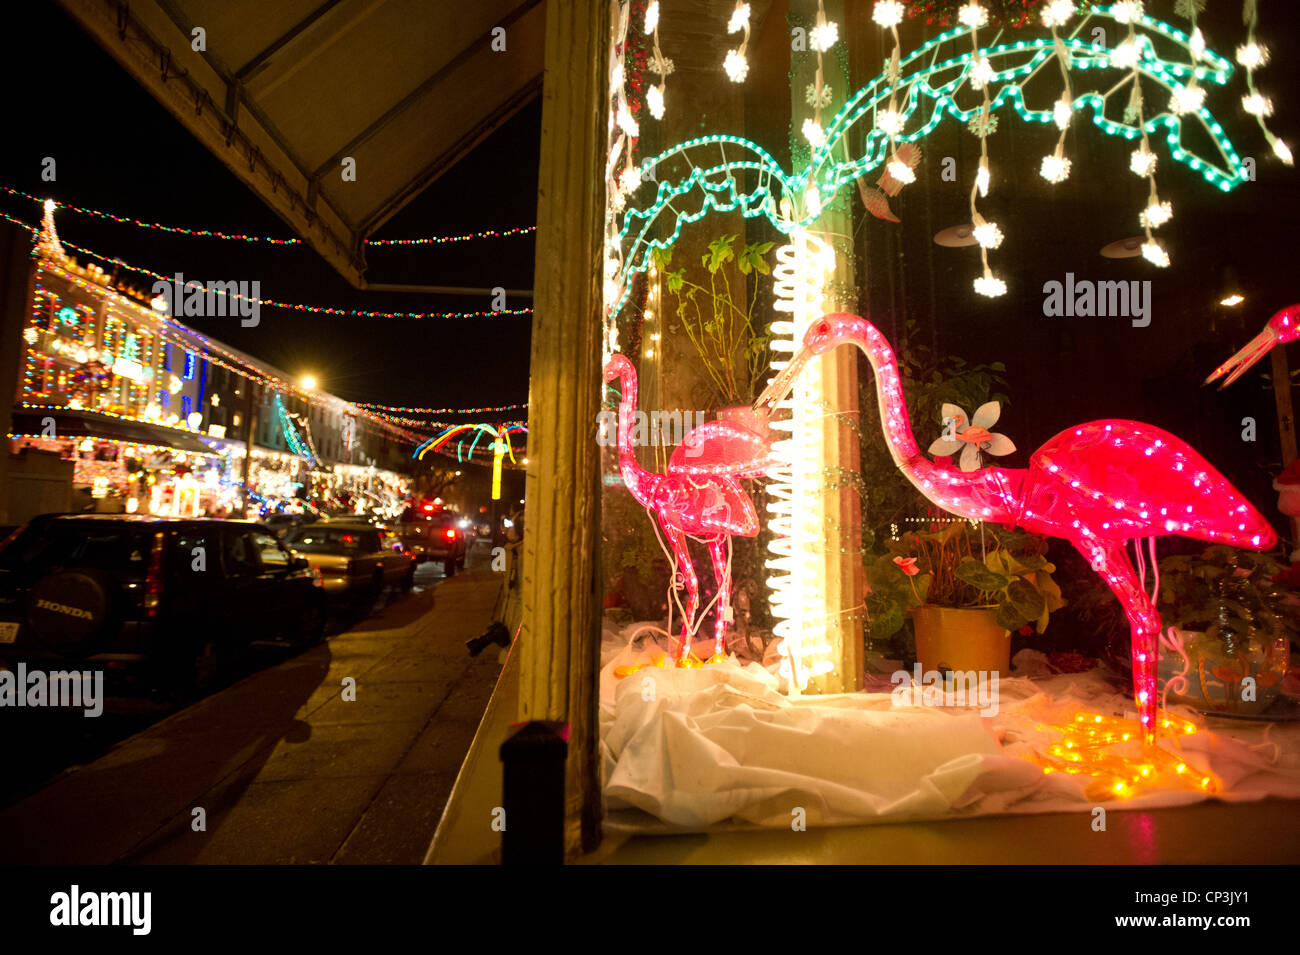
[598,622,1300,831]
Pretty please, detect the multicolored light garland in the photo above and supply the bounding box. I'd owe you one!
[0,209,530,321]
[1,186,534,246]
[353,400,528,415]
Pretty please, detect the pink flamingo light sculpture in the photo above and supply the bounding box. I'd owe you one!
[757,314,1277,747]
[1204,304,1300,388]
[605,354,776,663]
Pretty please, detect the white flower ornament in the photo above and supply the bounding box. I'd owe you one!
[927,401,1016,472]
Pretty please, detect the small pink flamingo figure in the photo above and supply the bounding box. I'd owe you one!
[605,354,776,663]
[757,314,1276,747]
[1205,304,1300,387]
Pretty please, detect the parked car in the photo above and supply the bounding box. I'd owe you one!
[0,514,325,697]
[283,523,416,599]
[398,513,467,575]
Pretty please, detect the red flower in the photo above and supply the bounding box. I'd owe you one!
[1018,625,1034,636]
[893,556,920,577]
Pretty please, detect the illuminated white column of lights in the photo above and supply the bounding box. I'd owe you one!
[767,212,835,694]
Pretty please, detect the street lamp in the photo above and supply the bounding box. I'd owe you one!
[300,374,318,391]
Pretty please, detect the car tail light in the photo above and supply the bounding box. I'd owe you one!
[0,523,27,556]
[444,529,456,540]
[145,531,165,617]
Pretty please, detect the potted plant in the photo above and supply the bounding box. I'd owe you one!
[866,521,1065,674]
[1155,545,1299,715]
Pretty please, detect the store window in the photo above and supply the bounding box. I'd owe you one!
[591,0,1296,832]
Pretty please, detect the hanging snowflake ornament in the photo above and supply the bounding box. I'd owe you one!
[969,56,995,90]
[728,2,751,33]
[968,112,998,137]
[876,108,905,136]
[647,85,665,120]
[1041,0,1077,28]
[648,51,675,77]
[810,20,839,52]
[644,0,660,34]
[973,272,1007,298]
[803,118,827,148]
[928,402,1016,471]
[806,83,833,109]
[873,1,906,28]
[1140,200,1173,229]
[723,48,749,83]
[1169,83,1206,115]
[1112,1,1145,24]
[1040,151,1072,183]
[957,3,988,29]
[1130,147,1158,177]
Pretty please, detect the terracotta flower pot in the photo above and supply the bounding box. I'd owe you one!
[909,605,1010,676]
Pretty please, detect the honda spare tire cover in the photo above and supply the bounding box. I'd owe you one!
[26,571,111,648]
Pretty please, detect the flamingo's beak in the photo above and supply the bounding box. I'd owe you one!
[753,347,811,413]
[1204,327,1278,389]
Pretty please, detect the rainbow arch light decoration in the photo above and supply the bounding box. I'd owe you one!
[412,423,528,501]
[606,3,1270,321]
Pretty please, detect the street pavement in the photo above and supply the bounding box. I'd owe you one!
[0,565,504,864]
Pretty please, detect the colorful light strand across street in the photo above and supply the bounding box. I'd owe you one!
[0,209,531,320]
[1,185,535,246]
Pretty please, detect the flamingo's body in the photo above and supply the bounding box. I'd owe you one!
[758,314,1276,746]
[605,354,774,661]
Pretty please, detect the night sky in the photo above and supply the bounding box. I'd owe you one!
[0,1,537,413]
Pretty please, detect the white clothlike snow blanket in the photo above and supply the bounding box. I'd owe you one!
[599,621,1300,831]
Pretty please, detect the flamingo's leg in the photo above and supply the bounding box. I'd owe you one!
[660,519,701,663]
[1071,534,1163,748]
[706,535,732,661]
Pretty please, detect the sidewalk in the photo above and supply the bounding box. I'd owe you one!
[0,573,503,864]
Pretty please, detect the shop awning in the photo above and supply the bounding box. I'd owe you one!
[10,409,219,456]
[55,0,546,288]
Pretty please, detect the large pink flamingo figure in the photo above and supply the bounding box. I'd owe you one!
[757,314,1276,747]
[1205,304,1300,387]
[605,354,777,662]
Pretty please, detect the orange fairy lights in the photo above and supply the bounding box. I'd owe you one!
[1025,711,1221,801]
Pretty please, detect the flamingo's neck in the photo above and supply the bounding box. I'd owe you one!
[849,318,1019,524]
[607,356,656,504]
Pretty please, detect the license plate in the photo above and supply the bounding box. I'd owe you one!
[0,621,19,644]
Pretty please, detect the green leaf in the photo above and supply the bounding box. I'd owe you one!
[868,603,905,639]
[1006,578,1046,621]
[954,558,1010,592]
[995,602,1029,631]
[666,269,684,294]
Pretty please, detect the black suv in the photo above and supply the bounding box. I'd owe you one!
[0,515,325,697]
